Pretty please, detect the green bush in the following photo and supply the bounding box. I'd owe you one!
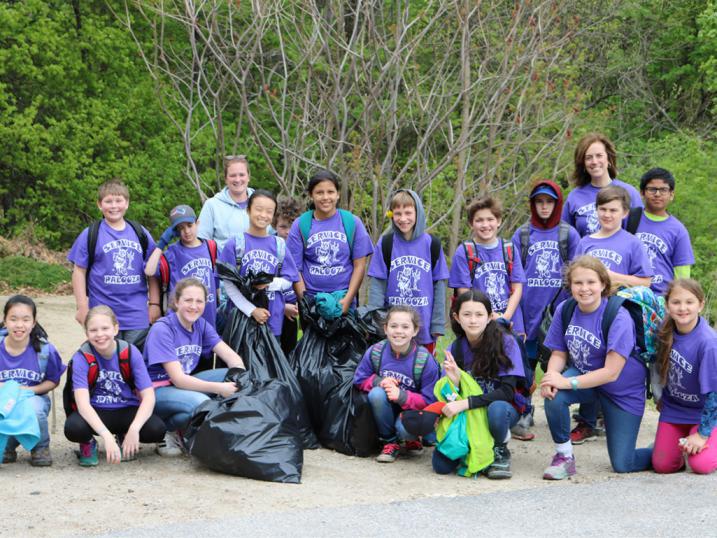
[0,256,70,292]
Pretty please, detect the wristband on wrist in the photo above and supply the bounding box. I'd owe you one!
[149,302,160,307]
[570,377,579,391]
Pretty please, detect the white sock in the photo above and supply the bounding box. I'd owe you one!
[503,430,511,444]
[556,441,573,458]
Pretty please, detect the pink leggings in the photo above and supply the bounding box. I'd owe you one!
[652,421,717,475]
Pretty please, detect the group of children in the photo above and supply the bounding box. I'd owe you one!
[0,133,714,482]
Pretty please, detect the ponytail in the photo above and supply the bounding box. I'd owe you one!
[656,316,675,385]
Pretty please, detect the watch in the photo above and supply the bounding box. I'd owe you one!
[570,377,579,391]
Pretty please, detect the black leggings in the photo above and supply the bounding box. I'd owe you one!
[64,407,166,443]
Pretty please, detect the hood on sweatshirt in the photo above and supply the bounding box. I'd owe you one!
[390,189,427,241]
[529,180,564,229]
[214,186,255,207]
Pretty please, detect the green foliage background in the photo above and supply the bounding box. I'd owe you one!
[0,1,715,319]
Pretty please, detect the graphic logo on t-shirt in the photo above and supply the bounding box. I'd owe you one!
[0,368,42,385]
[307,231,346,277]
[667,348,699,403]
[397,266,420,297]
[176,344,203,373]
[565,324,601,373]
[577,203,599,233]
[94,370,124,405]
[242,250,278,276]
[536,250,560,279]
[485,271,507,308]
[586,249,622,270]
[379,369,416,390]
[103,239,142,285]
[567,338,591,373]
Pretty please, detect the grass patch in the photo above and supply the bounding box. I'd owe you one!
[0,256,71,293]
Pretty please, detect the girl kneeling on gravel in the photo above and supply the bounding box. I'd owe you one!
[540,256,652,480]
[64,305,165,466]
[652,279,717,475]
[144,278,245,457]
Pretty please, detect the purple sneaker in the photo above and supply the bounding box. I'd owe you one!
[543,452,576,480]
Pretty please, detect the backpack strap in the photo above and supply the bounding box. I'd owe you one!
[501,239,514,279]
[601,296,626,342]
[79,341,101,389]
[85,220,102,296]
[381,233,393,272]
[429,234,441,270]
[626,207,643,235]
[561,298,579,332]
[205,239,218,270]
[37,341,50,379]
[234,234,246,270]
[79,339,135,391]
[412,347,431,388]
[519,224,530,268]
[126,220,149,259]
[338,209,356,258]
[116,339,135,391]
[158,255,171,288]
[462,240,481,286]
[370,341,386,375]
[274,236,286,275]
[557,222,571,263]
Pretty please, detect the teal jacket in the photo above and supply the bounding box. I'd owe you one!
[0,380,40,454]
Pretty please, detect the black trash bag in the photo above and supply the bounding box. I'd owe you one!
[357,306,389,345]
[290,298,379,456]
[217,262,318,449]
[184,369,303,484]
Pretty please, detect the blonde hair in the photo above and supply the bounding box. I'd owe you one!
[97,178,130,202]
[389,190,416,211]
[657,279,705,384]
[565,256,611,298]
[84,305,119,330]
[224,156,250,178]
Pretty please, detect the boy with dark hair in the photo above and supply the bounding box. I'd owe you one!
[68,179,159,348]
[449,196,526,336]
[628,167,694,295]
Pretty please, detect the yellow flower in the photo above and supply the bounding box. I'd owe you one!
[386,209,393,218]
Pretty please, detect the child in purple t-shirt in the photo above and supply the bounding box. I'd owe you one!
[367,189,449,354]
[449,196,526,336]
[276,196,303,356]
[287,170,374,315]
[67,179,160,348]
[562,132,642,236]
[143,278,245,457]
[145,204,220,328]
[1,295,65,467]
[354,305,440,463]
[576,185,653,290]
[540,256,652,480]
[64,305,166,467]
[631,168,695,295]
[219,190,299,338]
[433,291,529,479]
[652,279,717,475]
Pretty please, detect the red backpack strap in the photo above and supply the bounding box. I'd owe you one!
[116,339,135,391]
[501,239,514,279]
[206,239,218,270]
[158,255,171,288]
[462,240,481,284]
[79,341,100,389]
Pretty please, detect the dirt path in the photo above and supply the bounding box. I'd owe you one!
[1,295,659,537]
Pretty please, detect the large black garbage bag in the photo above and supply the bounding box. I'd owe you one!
[217,262,318,449]
[290,298,379,456]
[184,369,303,483]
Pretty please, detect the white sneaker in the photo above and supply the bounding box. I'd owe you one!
[156,431,183,457]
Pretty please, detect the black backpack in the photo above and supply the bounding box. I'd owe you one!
[380,233,442,272]
[517,221,571,268]
[626,207,643,235]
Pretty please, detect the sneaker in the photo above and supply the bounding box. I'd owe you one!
[376,442,401,463]
[595,417,607,437]
[30,447,53,467]
[156,431,183,457]
[543,452,576,480]
[2,449,17,464]
[486,443,512,479]
[78,439,99,467]
[402,440,424,455]
[570,422,597,445]
[511,414,536,441]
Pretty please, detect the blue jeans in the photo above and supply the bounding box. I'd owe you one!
[367,387,436,444]
[543,367,652,473]
[154,368,228,431]
[5,394,51,451]
[487,400,519,443]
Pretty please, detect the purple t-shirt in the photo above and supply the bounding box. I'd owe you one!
[448,239,526,335]
[218,233,299,336]
[144,311,222,383]
[577,229,653,278]
[659,318,717,424]
[449,333,525,385]
[561,179,643,237]
[634,214,694,295]
[160,241,219,328]
[0,340,65,386]
[353,341,440,405]
[367,233,449,345]
[544,298,646,416]
[68,220,157,330]
[512,224,580,340]
[71,343,150,409]
[286,211,374,296]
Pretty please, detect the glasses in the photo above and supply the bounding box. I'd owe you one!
[224,155,247,161]
[645,187,672,195]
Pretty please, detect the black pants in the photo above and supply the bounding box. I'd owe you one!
[64,407,166,443]
[280,316,299,357]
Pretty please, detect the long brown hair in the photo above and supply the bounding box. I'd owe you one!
[657,279,705,384]
[571,133,618,187]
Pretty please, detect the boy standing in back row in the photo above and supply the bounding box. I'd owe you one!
[68,179,160,348]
